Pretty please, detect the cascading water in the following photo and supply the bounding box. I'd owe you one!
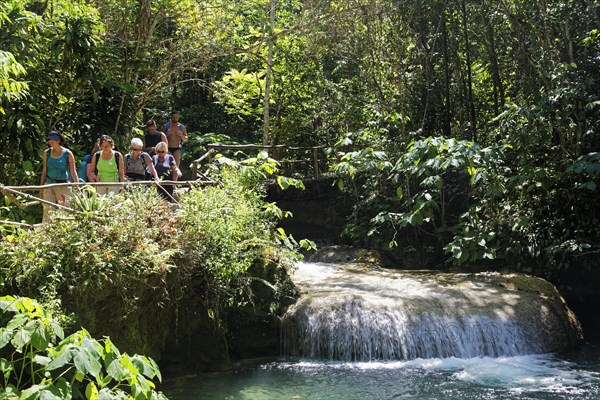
[281,262,582,362]
[165,261,597,399]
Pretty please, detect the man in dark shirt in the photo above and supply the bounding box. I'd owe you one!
[143,119,167,157]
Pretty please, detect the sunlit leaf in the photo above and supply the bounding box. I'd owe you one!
[85,382,99,400]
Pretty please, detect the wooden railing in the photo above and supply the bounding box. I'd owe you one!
[0,179,215,225]
[191,143,328,180]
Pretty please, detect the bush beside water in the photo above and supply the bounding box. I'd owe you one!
[0,170,300,372]
[0,295,166,400]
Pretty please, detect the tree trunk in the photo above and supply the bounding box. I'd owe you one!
[441,5,451,136]
[263,0,275,146]
[461,0,477,140]
[481,0,504,114]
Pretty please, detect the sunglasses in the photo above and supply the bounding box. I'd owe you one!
[132,148,142,151]
[156,150,166,153]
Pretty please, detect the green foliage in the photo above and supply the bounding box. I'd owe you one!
[0,295,167,400]
[1,0,599,282]
[333,134,507,261]
[176,168,301,309]
[0,0,108,184]
[1,188,172,306]
[0,188,176,358]
[0,172,301,361]
[207,150,305,191]
[213,69,265,122]
[377,137,505,232]
[445,147,600,276]
[0,50,29,115]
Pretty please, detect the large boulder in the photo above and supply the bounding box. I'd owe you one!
[282,262,583,360]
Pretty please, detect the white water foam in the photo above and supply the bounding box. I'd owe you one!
[268,355,600,395]
[282,262,581,361]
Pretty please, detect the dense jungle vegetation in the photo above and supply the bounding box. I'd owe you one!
[1,0,600,381]
[0,169,303,396]
[2,0,599,277]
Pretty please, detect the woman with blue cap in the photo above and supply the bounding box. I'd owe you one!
[39,130,78,221]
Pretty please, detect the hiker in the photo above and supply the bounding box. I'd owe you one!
[87,134,125,195]
[142,119,167,157]
[125,137,158,181]
[77,139,101,183]
[152,141,181,201]
[162,111,188,167]
[39,130,79,221]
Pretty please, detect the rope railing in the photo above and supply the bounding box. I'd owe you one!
[1,180,215,192]
[0,178,217,217]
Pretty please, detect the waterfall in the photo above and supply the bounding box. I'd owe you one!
[281,262,582,361]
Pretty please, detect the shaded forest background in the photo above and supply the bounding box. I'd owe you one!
[1,0,600,282]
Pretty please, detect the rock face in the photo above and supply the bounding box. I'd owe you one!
[309,245,384,264]
[266,177,352,247]
[282,262,583,361]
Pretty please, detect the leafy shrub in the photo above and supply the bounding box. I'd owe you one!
[0,295,166,400]
[0,172,301,365]
[0,186,175,357]
[175,168,301,325]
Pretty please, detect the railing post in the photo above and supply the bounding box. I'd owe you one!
[191,161,197,180]
[312,147,320,178]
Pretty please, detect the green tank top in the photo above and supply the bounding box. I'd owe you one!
[97,153,119,182]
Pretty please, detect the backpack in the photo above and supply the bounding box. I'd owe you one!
[124,152,147,169]
[94,151,121,175]
[77,154,92,182]
[124,152,151,180]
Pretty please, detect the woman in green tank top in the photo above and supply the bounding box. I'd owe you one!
[87,135,125,195]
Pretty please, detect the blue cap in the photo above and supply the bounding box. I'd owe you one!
[46,131,60,142]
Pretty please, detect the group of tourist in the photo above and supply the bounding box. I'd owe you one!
[39,111,188,221]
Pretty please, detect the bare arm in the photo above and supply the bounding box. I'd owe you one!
[148,163,158,180]
[170,157,181,181]
[180,125,188,143]
[68,151,79,183]
[88,154,99,182]
[118,152,125,182]
[144,153,158,180]
[40,150,48,185]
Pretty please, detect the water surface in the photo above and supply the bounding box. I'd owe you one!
[163,262,597,399]
[163,343,600,399]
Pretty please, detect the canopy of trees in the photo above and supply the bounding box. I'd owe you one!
[1,0,599,277]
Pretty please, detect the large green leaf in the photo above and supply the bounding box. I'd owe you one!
[106,358,126,381]
[39,389,63,400]
[0,328,11,349]
[130,355,157,379]
[74,347,102,377]
[46,344,77,371]
[29,321,50,351]
[6,313,28,330]
[41,378,71,400]
[10,326,31,350]
[20,384,47,400]
[85,382,98,400]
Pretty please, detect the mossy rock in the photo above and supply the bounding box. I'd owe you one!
[309,245,384,265]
